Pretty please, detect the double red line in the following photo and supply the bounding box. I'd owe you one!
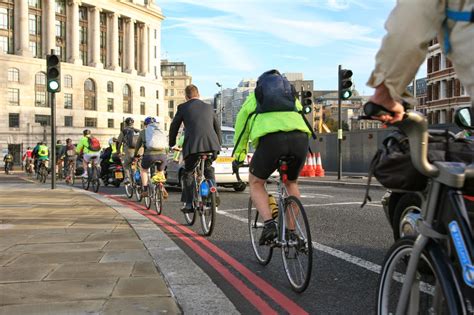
[106,194,309,315]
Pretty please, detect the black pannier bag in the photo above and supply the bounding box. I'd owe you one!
[362,129,474,206]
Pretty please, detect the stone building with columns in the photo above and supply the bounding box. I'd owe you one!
[0,0,165,165]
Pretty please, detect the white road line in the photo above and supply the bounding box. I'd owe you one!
[216,209,384,275]
[218,202,382,213]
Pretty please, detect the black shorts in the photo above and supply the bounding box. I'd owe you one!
[141,154,167,171]
[250,131,309,181]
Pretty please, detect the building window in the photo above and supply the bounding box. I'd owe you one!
[156,104,159,116]
[123,84,132,113]
[64,93,72,109]
[170,80,174,87]
[140,102,145,115]
[168,100,174,109]
[156,90,159,99]
[64,115,73,127]
[8,67,19,82]
[107,81,114,92]
[35,72,47,107]
[8,88,19,105]
[64,74,72,88]
[140,86,145,97]
[108,118,114,128]
[169,111,174,119]
[0,4,13,54]
[0,8,8,30]
[100,12,107,66]
[84,79,96,110]
[84,117,97,127]
[79,7,88,65]
[9,113,19,128]
[107,98,114,112]
[35,114,50,126]
[118,17,124,69]
[55,0,65,14]
[0,35,8,53]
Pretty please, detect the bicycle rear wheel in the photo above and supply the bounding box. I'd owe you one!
[82,168,90,190]
[200,188,216,236]
[182,178,196,225]
[135,185,143,202]
[40,166,47,183]
[144,185,152,209]
[154,184,163,215]
[281,196,312,293]
[377,238,459,315]
[248,197,273,265]
[91,166,100,193]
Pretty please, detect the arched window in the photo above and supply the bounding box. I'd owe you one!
[84,78,96,110]
[107,81,114,93]
[8,68,19,82]
[35,72,46,107]
[140,86,145,97]
[64,74,73,88]
[123,84,132,113]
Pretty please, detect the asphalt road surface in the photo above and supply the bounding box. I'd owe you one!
[65,177,392,315]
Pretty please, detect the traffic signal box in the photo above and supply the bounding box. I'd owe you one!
[46,54,61,93]
[339,69,353,100]
[301,90,313,114]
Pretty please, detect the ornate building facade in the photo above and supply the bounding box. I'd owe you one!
[0,0,165,163]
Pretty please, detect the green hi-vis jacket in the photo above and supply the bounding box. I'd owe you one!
[233,93,311,163]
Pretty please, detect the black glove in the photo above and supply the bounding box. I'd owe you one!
[232,160,243,174]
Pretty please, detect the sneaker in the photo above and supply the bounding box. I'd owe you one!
[259,221,277,245]
[162,187,169,199]
[180,205,194,213]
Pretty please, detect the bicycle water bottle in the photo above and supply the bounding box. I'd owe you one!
[200,181,209,197]
[268,194,279,219]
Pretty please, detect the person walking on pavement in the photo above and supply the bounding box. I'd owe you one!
[76,129,101,178]
[367,0,474,123]
[117,117,141,185]
[134,117,168,198]
[232,69,312,245]
[169,84,222,213]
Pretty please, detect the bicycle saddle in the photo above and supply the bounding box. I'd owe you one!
[279,155,295,163]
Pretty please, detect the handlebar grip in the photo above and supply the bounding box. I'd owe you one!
[363,102,395,117]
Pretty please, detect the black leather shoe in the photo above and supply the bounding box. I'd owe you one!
[180,205,194,213]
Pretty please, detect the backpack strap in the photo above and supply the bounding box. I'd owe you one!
[232,111,256,158]
[361,149,383,208]
[443,8,474,54]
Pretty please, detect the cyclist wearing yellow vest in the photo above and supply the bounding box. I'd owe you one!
[232,69,312,245]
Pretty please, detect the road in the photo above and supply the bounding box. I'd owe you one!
[68,178,392,314]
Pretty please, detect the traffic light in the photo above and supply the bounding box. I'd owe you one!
[46,53,61,93]
[339,69,353,100]
[301,90,312,114]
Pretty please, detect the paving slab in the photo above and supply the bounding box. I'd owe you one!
[85,231,137,241]
[7,251,105,266]
[102,297,181,315]
[20,233,89,244]
[112,277,171,297]
[132,262,159,277]
[5,241,108,253]
[0,253,20,266]
[0,264,57,283]
[0,300,106,315]
[103,240,145,250]
[100,249,153,263]
[45,262,134,280]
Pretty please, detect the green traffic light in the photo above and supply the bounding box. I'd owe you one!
[48,80,59,92]
[341,90,352,100]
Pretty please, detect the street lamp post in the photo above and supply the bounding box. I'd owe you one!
[216,82,223,128]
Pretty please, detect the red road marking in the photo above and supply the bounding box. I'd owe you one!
[108,195,278,315]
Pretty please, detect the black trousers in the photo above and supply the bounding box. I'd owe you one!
[181,152,216,204]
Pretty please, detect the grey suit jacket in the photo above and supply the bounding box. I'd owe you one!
[169,99,221,159]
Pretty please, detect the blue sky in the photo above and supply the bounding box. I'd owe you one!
[157,0,400,98]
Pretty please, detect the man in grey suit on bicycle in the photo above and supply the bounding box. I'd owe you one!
[169,84,222,213]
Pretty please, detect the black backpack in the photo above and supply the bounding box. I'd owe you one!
[123,127,139,149]
[255,70,297,114]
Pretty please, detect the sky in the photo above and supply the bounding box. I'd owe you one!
[157,0,399,98]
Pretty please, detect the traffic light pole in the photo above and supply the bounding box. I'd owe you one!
[50,91,56,190]
[337,65,342,180]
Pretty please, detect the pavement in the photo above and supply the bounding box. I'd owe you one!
[299,173,383,190]
[0,171,385,315]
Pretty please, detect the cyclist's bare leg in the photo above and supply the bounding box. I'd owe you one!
[284,180,300,231]
[249,173,272,221]
[140,168,149,187]
[82,159,88,176]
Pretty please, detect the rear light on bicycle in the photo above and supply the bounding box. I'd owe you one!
[210,186,217,193]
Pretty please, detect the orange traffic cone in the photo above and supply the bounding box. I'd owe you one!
[299,153,312,177]
[314,152,325,177]
[307,153,315,177]
[311,153,318,177]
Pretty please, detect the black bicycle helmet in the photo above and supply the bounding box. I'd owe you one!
[125,117,134,126]
[83,129,91,136]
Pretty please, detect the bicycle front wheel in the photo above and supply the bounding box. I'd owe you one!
[200,190,216,236]
[144,185,152,209]
[248,197,273,265]
[154,184,163,215]
[281,196,312,293]
[377,238,459,315]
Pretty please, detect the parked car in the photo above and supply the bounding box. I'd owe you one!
[165,126,250,192]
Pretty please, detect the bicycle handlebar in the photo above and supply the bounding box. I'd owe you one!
[234,163,250,182]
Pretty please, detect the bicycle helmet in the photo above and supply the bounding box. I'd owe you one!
[83,129,91,136]
[125,117,134,126]
[144,116,156,126]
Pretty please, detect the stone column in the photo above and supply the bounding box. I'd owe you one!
[107,12,120,71]
[43,0,56,57]
[67,0,81,64]
[124,18,136,74]
[89,6,102,68]
[139,24,148,76]
[14,0,30,57]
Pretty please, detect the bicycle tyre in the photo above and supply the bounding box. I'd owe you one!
[91,166,100,193]
[377,238,461,315]
[281,196,312,292]
[40,166,47,183]
[200,189,216,236]
[154,184,163,215]
[182,177,196,225]
[82,170,90,190]
[248,197,273,265]
[144,185,152,209]
[124,183,133,198]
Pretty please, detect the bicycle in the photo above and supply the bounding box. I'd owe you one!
[37,159,49,183]
[182,153,218,236]
[363,103,474,314]
[64,158,76,186]
[24,160,34,176]
[81,156,100,193]
[124,158,142,201]
[56,157,64,180]
[237,156,313,292]
[4,161,13,175]
[143,161,166,215]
